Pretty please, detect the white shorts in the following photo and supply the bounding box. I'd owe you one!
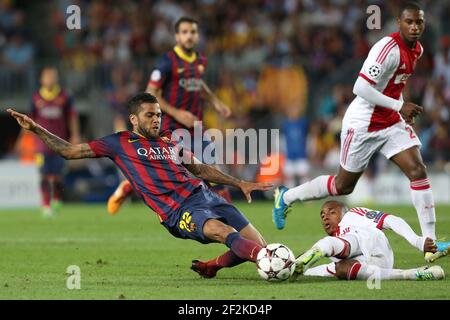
[339,227,394,269]
[340,121,422,173]
[283,159,310,177]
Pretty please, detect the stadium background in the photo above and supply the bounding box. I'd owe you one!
[0,0,449,301]
[0,0,449,204]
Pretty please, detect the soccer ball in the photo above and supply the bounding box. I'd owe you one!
[256,243,296,281]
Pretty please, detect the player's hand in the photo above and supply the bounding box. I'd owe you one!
[6,108,37,131]
[423,237,438,253]
[174,109,199,128]
[400,102,423,124]
[239,181,274,203]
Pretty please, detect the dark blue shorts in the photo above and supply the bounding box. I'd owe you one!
[162,186,249,244]
[40,153,65,175]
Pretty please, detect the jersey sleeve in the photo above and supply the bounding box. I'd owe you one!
[359,37,400,85]
[350,207,390,230]
[87,135,114,158]
[148,55,172,89]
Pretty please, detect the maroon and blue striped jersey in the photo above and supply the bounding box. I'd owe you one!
[148,46,207,134]
[88,131,202,221]
[31,87,76,153]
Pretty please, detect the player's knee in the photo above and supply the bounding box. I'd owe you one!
[407,162,427,181]
[203,219,236,243]
[335,261,353,280]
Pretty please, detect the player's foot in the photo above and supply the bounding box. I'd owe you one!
[425,241,450,263]
[107,181,131,215]
[413,265,445,281]
[272,186,291,230]
[41,206,54,218]
[191,260,218,279]
[293,247,324,276]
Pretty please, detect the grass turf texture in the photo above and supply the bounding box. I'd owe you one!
[0,202,448,300]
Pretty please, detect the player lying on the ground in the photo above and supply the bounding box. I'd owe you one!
[7,93,272,278]
[294,201,446,281]
[272,2,444,263]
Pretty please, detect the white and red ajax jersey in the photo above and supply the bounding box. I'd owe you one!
[343,32,423,132]
[333,207,390,237]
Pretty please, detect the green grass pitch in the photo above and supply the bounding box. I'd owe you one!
[0,202,448,300]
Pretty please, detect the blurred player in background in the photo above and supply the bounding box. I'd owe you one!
[7,93,272,278]
[273,2,444,262]
[107,17,233,215]
[294,200,447,281]
[17,67,80,217]
[282,105,309,188]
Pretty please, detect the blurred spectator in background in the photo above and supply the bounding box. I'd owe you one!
[281,105,309,188]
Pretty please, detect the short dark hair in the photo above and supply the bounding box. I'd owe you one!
[322,200,349,214]
[398,1,423,17]
[127,93,159,115]
[175,16,198,33]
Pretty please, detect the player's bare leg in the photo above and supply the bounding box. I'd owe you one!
[273,166,362,229]
[191,220,264,278]
[107,180,134,215]
[335,259,444,281]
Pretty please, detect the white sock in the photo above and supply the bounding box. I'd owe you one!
[314,237,348,258]
[284,175,337,205]
[410,178,436,240]
[352,263,416,280]
[304,263,335,277]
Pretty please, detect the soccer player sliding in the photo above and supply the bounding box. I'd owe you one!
[273,1,449,262]
[294,201,445,281]
[7,93,272,279]
[107,17,233,215]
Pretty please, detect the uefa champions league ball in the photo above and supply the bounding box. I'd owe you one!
[256,243,296,281]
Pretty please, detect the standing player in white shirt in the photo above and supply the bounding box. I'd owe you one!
[273,2,448,262]
[293,200,445,281]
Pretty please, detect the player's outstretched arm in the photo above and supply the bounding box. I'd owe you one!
[7,108,95,160]
[183,158,273,203]
[382,214,437,253]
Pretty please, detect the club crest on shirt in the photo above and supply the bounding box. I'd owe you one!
[197,64,205,74]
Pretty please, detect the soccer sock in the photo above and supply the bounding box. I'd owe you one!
[225,232,263,263]
[410,178,436,240]
[122,180,134,196]
[314,236,349,258]
[304,263,335,277]
[53,179,64,202]
[351,262,417,280]
[41,178,51,207]
[283,175,338,205]
[206,250,246,272]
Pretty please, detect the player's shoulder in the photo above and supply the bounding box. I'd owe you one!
[371,33,400,54]
[348,207,373,216]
